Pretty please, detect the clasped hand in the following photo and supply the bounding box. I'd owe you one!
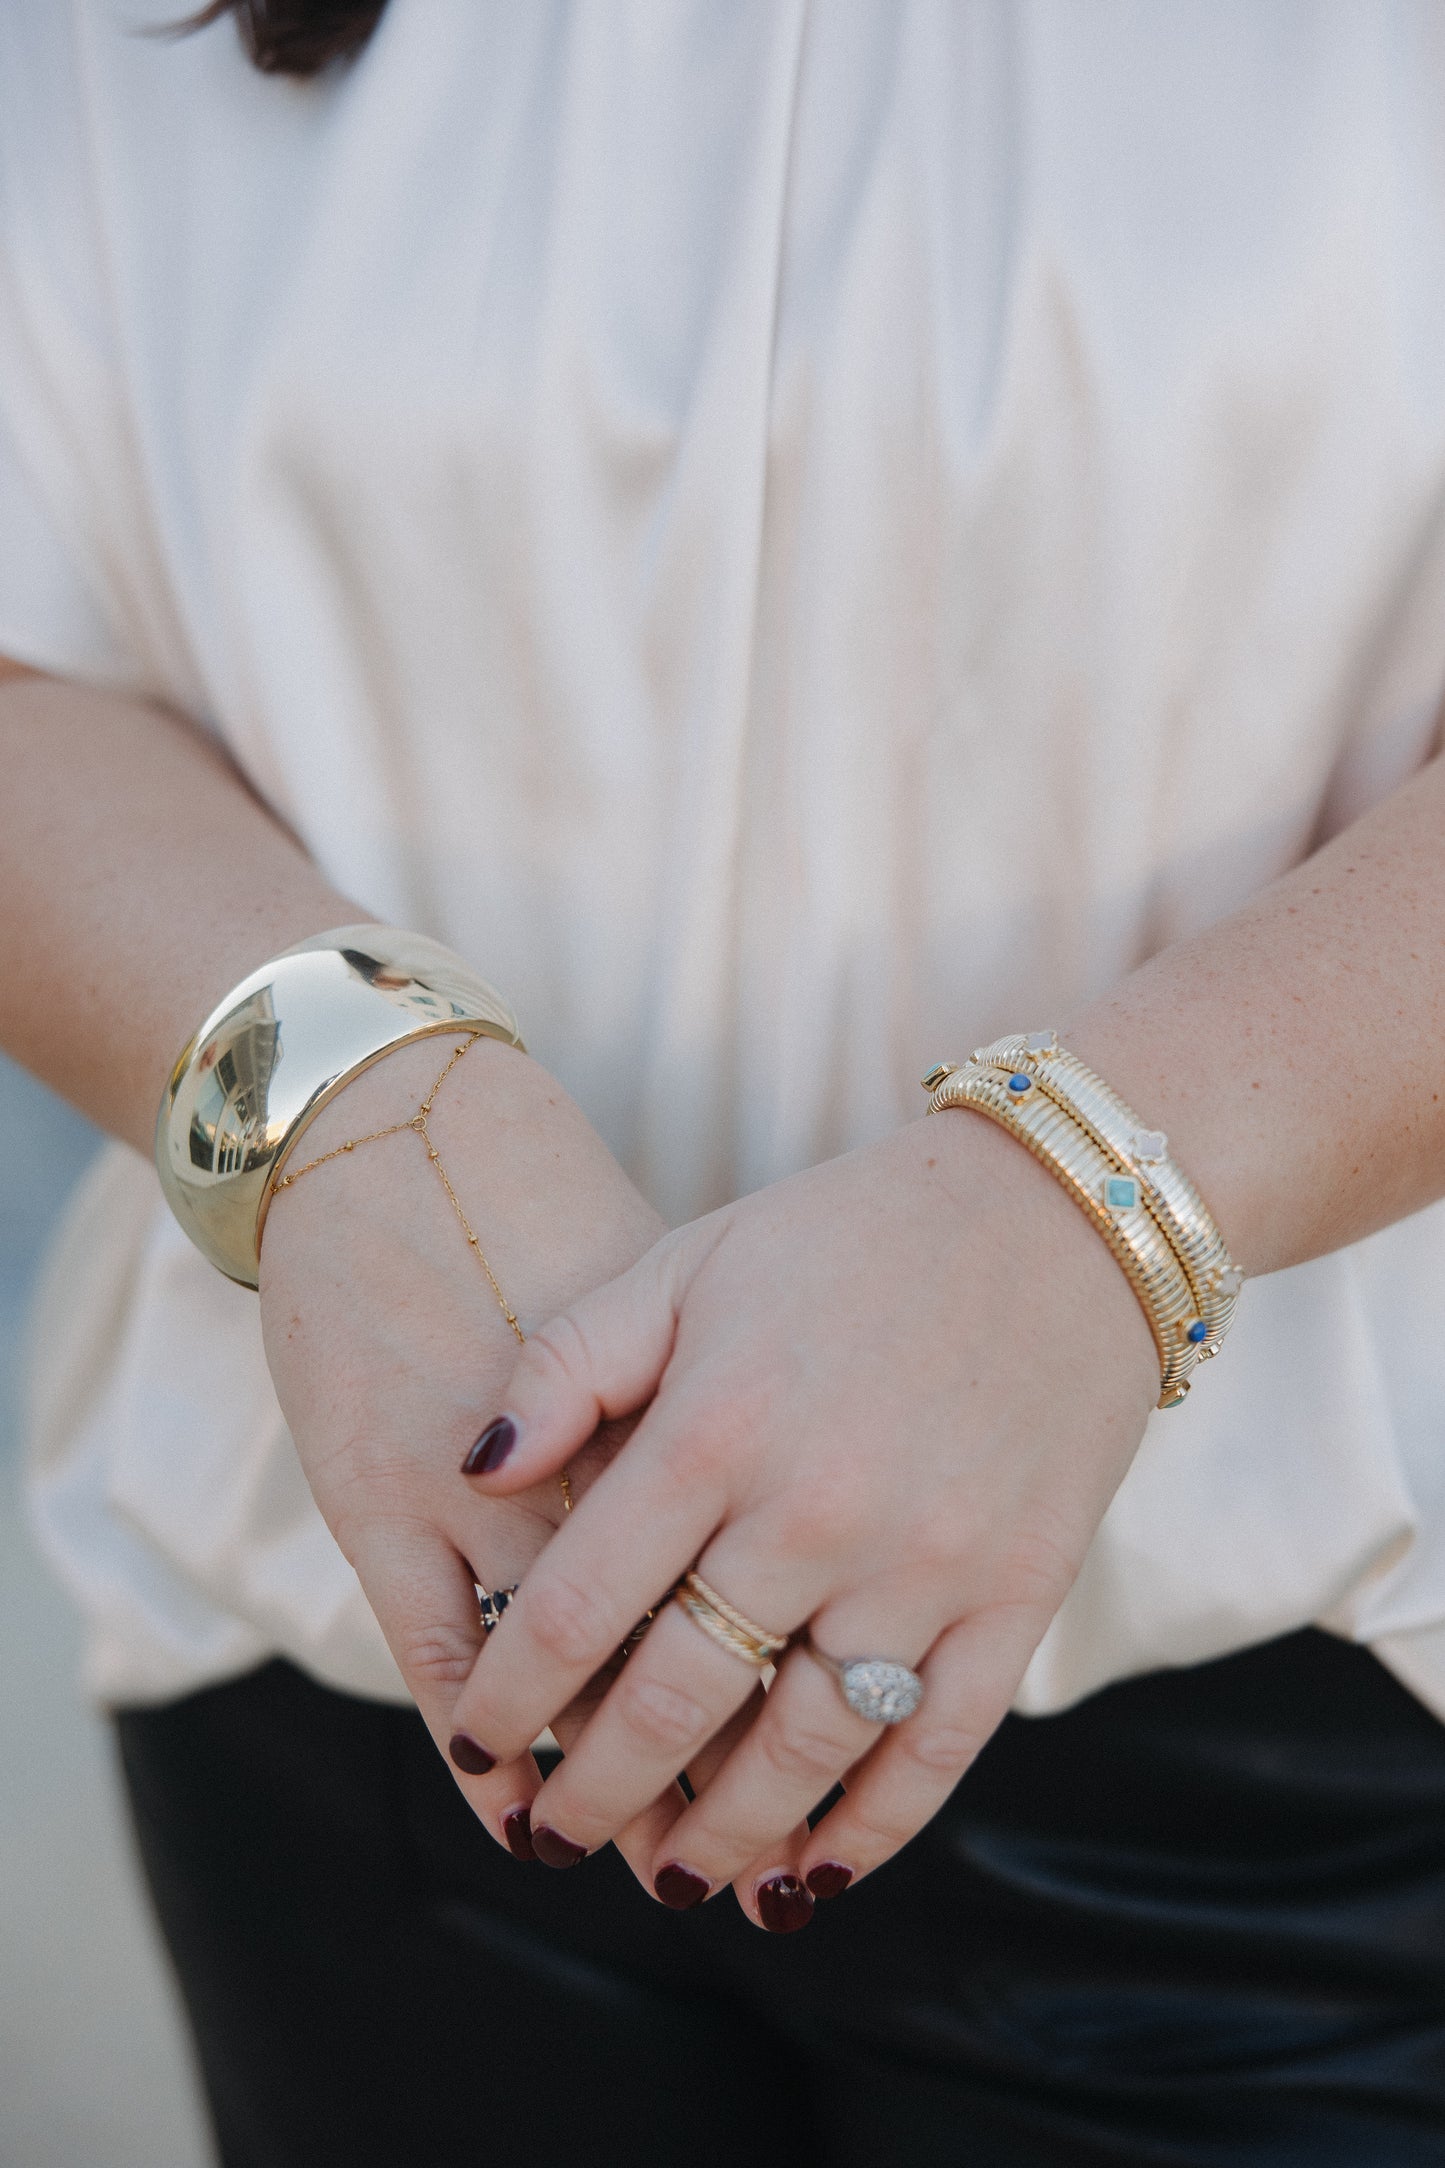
[261,1037,1156,1929]
[450,1105,1158,1918]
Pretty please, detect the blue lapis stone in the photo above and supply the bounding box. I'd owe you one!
[1007,1072,1032,1095]
[1186,1318,1209,1344]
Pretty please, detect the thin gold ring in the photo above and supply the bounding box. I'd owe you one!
[673,1570,790,1670]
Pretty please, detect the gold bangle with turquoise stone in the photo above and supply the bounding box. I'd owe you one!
[970,1033,1243,1360]
[923,1044,1239,1409]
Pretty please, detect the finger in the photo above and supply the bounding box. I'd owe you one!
[718,1744,819,1936]
[507,1648,752,1890]
[347,1516,542,1850]
[446,1398,747,1771]
[610,1684,773,1902]
[729,1847,817,1935]
[610,1681,817,1930]
[517,1595,781,1867]
[631,1595,943,1897]
[798,1600,1046,1898]
[547,1670,689,1880]
[462,1217,727,1495]
[475,1499,846,1843]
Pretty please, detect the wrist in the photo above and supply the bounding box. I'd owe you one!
[1061,998,1270,1277]
[898,1109,1160,1412]
[263,1028,665,1322]
[288,1031,532,1160]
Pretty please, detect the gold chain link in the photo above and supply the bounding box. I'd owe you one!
[273,1033,572,1512]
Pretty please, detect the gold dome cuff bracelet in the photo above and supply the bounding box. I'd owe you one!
[155,924,524,1288]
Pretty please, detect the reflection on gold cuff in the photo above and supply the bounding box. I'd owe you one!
[155,924,523,1288]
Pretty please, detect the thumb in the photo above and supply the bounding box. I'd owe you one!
[461,1219,719,1495]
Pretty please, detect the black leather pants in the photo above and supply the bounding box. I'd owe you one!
[116,1629,1445,2168]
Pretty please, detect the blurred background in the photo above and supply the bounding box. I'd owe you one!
[1,1055,213,2166]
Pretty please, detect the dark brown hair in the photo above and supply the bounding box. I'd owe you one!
[183,0,387,76]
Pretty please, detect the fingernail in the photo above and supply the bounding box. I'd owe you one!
[654,1863,709,1910]
[449,1732,496,1776]
[462,1416,517,1476]
[805,1862,853,1901]
[531,1824,587,1870]
[502,1806,536,1862]
[757,1873,814,1934]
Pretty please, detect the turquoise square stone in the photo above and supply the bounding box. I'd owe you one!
[1104,1175,1139,1212]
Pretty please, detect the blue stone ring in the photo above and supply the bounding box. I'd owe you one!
[477,1583,518,1634]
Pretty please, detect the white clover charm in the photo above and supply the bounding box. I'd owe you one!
[1131,1128,1169,1164]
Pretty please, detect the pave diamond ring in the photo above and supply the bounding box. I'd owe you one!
[805,1639,925,1725]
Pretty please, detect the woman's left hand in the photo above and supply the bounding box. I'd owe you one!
[449,1106,1162,1910]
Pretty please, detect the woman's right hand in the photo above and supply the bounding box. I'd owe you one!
[257,1031,669,1858]
[256,1028,813,1905]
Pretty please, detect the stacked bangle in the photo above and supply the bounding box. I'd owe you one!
[923,1032,1242,1410]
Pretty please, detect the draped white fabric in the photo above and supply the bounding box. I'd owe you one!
[5,0,1445,1713]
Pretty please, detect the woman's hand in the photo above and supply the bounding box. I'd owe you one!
[447,1108,1161,1910]
[257,1031,673,1859]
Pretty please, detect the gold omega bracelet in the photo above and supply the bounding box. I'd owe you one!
[923,1038,1243,1410]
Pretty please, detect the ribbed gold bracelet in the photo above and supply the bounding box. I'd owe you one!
[971,1033,1243,1358]
[923,1046,1240,1409]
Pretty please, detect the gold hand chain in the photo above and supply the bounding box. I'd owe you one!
[272,1032,572,1513]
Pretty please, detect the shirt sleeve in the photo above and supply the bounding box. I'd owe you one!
[0,384,138,684]
[0,1,148,689]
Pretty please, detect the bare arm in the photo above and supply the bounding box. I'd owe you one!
[0,657,674,1864]
[1067,745,1445,1274]
[0,660,360,1151]
[0,656,800,1909]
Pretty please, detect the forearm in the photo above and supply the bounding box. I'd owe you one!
[1065,749,1445,1276]
[0,664,363,1153]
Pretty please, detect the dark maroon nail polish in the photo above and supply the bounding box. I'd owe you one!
[502,1806,536,1862]
[805,1862,853,1901]
[449,1732,496,1776]
[531,1824,587,1870]
[462,1416,517,1476]
[757,1873,814,1934]
[654,1863,709,1910]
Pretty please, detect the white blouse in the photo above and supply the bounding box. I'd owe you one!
[6,0,1445,1718]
